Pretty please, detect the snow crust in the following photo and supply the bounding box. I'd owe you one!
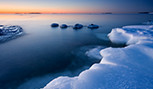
[44,25,153,89]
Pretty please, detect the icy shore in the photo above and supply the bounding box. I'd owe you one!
[44,25,153,89]
[0,25,23,42]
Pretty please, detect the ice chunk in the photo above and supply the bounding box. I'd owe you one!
[0,25,23,42]
[85,46,103,59]
[108,28,132,45]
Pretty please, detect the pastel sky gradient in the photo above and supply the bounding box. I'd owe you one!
[0,0,153,13]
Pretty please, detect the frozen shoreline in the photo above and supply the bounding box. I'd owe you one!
[44,25,153,89]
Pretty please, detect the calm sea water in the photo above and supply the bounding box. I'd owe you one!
[0,14,153,88]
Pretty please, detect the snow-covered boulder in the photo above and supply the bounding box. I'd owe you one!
[88,24,99,29]
[44,25,153,89]
[73,24,83,29]
[0,25,23,42]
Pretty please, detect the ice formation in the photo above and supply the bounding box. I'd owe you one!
[44,25,153,89]
[0,25,23,42]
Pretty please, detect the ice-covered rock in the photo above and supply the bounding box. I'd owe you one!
[88,24,99,29]
[51,23,59,27]
[44,25,153,89]
[60,24,68,29]
[73,24,83,29]
[0,25,23,42]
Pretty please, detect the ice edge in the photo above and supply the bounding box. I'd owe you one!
[44,25,153,89]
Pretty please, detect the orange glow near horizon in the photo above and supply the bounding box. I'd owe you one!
[0,2,103,14]
[0,6,102,14]
[0,0,152,14]
[0,9,101,14]
[0,4,100,14]
[0,10,99,14]
[0,10,100,14]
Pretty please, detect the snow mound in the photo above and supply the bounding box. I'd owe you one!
[108,25,153,45]
[0,25,23,42]
[44,25,153,89]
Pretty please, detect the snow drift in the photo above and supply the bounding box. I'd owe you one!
[44,25,153,89]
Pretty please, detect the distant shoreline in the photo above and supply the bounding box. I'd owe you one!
[0,11,153,14]
[0,11,153,15]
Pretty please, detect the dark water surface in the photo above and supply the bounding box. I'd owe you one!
[0,14,153,88]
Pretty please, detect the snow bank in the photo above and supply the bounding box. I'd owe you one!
[44,25,153,89]
[0,25,23,42]
[108,25,153,45]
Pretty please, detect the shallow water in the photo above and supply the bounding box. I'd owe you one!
[0,14,153,88]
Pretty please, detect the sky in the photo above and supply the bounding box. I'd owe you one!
[0,0,153,13]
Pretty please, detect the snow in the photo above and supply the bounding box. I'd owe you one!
[17,71,77,89]
[85,46,103,59]
[44,25,153,89]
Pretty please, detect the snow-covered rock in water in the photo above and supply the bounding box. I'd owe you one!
[51,23,59,27]
[44,25,153,89]
[60,24,68,29]
[88,24,99,29]
[73,24,83,29]
[0,25,23,42]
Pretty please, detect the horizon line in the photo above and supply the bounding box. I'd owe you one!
[0,11,152,14]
